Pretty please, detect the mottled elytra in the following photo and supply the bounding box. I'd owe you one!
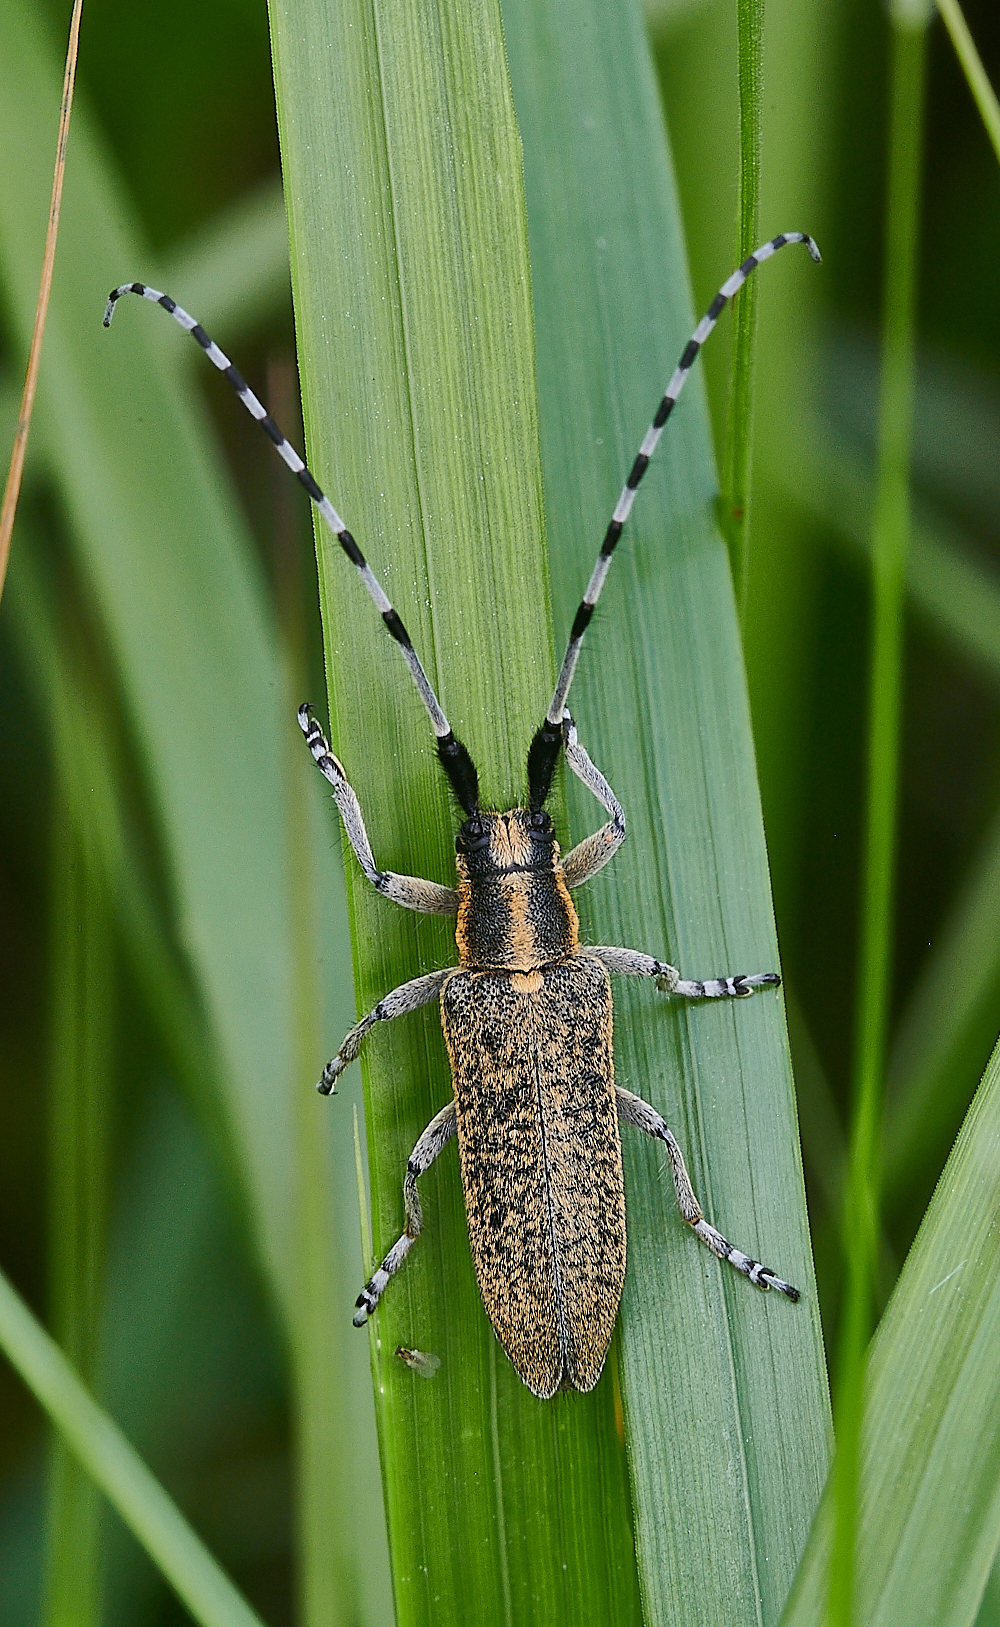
[105,231,819,1398]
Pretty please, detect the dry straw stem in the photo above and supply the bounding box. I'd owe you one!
[0,0,83,602]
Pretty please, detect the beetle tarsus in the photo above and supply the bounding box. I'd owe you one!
[317,1056,345,1095]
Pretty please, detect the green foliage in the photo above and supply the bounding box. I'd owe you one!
[0,1268,268,1627]
[831,19,928,1622]
[784,1036,1000,1627]
[268,0,639,1618]
[1,0,1000,1622]
[504,4,829,1620]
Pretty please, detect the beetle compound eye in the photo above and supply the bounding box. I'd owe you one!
[528,810,554,842]
[457,817,489,854]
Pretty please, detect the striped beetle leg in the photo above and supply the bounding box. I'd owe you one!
[589,944,780,1001]
[354,1102,457,1324]
[297,705,458,917]
[315,968,453,1096]
[615,1086,799,1300]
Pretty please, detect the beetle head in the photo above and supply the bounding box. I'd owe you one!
[455,809,558,879]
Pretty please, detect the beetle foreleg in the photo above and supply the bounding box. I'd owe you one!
[317,968,453,1095]
[588,945,780,999]
[559,717,627,888]
[354,1101,457,1325]
[298,705,459,915]
[615,1085,799,1301]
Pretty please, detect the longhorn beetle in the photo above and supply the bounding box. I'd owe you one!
[105,230,819,1399]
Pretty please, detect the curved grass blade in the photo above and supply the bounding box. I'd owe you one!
[935,0,1000,168]
[6,536,234,1185]
[782,1032,1000,1627]
[0,1267,268,1627]
[0,0,298,1316]
[160,181,289,340]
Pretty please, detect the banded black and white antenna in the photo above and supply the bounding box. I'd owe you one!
[526,231,821,812]
[103,282,482,818]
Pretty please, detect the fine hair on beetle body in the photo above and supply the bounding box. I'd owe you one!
[105,230,819,1400]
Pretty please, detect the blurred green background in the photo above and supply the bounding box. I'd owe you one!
[1,0,998,1622]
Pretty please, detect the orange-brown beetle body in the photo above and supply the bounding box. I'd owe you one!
[443,813,624,1396]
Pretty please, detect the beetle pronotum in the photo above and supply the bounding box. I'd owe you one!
[106,230,818,1398]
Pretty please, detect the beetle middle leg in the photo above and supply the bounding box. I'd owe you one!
[354,1101,457,1325]
[317,968,453,1095]
[588,944,780,1000]
[615,1085,799,1300]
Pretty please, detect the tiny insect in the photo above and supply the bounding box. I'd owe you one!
[105,230,819,1398]
[395,1345,442,1379]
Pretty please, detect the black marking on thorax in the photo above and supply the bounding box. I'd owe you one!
[454,810,578,970]
[455,868,578,970]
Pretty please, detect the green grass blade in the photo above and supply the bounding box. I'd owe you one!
[935,0,1000,168]
[12,519,389,1623]
[267,0,642,1619]
[269,0,832,1613]
[281,568,370,1627]
[722,0,764,607]
[0,7,389,1614]
[782,1032,1000,1627]
[763,424,1000,1238]
[731,0,840,977]
[884,806,1000,1217]
[0,1269,268,1627]
[769,417,1000,680]
[976,1564,1000,1627]
[0,0,297,1314]
[7,536,234,1166]
[504,0,831,1619]
[44,684,114,1627]
[160,180,290,339]
[831,23,927,1618]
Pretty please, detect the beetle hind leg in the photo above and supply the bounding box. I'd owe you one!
[689,1216,799,1300]
[662,970,780,1000]
[615,1085,799,1302]
[354,1101,457,1325]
